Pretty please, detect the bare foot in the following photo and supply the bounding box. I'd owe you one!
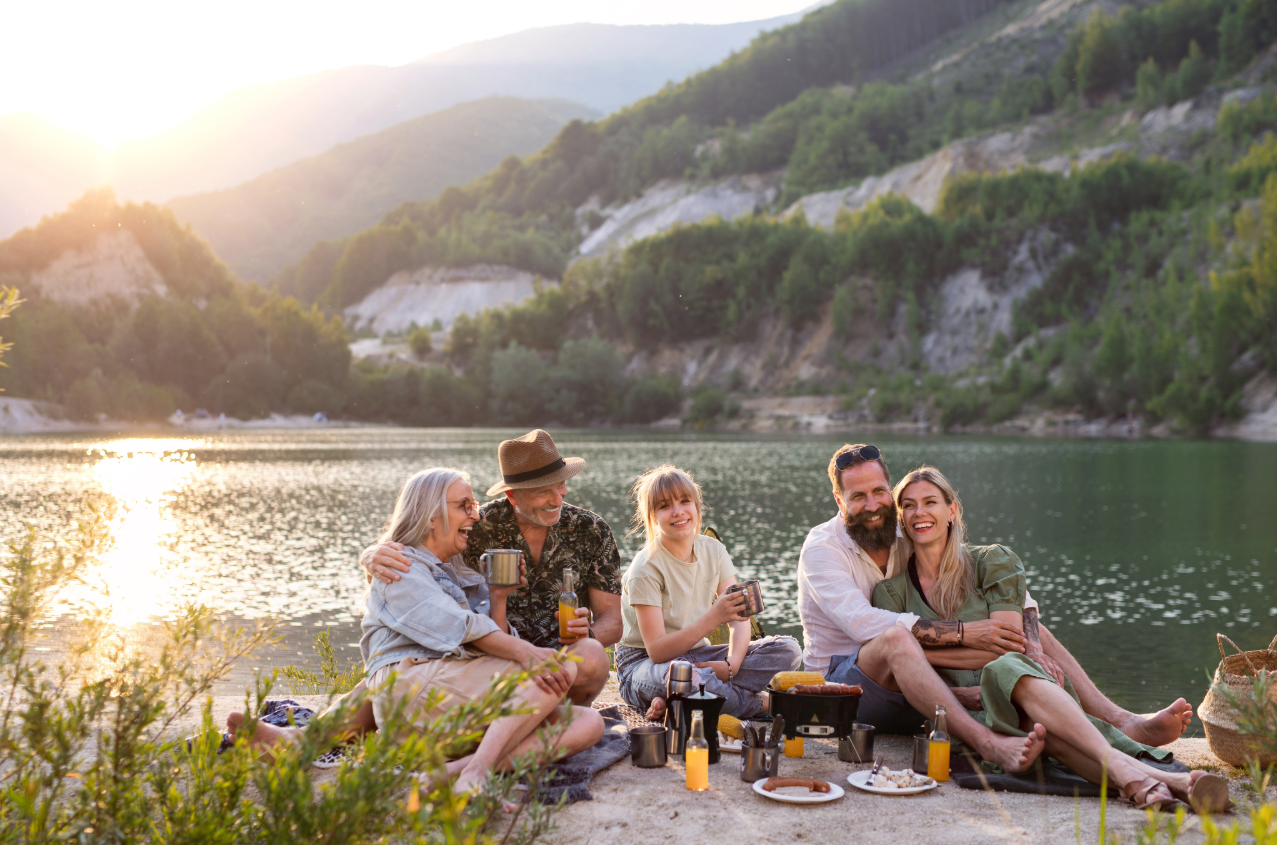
[1118,698,1192,747]
[982,723,1047,774]
[452,768,518,814]
[645,696,666,721]
[226,711,302,763]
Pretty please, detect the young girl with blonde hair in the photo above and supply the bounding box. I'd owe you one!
[615,465,802,719]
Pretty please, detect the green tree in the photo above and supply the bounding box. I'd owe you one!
[1076,10,1125,100]
[1135,58,1163,109]
[408,326,433,358]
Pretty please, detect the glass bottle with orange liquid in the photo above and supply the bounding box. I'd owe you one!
[928,704,951,782]
[685,709,709,791]
[558,567,580,641]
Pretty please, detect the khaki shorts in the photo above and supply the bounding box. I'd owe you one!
[369,654,522,733]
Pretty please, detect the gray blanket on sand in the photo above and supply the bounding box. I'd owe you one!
[537,706,631,803]
[222,700,630,805]
[951,751,1188,797]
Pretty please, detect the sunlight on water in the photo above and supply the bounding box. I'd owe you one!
[78,439,202,627]
[2,429,1275,715]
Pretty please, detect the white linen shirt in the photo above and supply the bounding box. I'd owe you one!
[796,514,1038,673]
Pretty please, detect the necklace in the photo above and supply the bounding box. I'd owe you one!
[661,539,696,564]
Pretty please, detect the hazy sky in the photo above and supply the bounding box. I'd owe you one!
[5,0,811,146]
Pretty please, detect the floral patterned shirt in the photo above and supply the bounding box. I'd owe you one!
[463,499,622,647]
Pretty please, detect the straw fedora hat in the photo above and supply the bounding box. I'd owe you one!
[485,429,585,497]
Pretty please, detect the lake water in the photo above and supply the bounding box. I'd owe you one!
[3,428,1276,724]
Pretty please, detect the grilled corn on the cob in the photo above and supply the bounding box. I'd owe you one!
[770,671,825,691]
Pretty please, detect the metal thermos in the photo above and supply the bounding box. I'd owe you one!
[665,661,695,755]
[479,549,521,586]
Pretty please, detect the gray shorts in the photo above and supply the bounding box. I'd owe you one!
[825,648,927,736]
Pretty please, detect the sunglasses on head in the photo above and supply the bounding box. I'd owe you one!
[835,444,882,471]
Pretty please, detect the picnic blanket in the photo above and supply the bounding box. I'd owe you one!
[218,699,629,803]
[951,750,1189,797]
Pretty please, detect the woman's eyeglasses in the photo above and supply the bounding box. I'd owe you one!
[448,498,481,517]
[835,444,881,471]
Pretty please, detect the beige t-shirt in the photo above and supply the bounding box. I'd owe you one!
[620,534,736,650]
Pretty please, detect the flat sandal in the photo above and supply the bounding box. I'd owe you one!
[1120,776,1175,811]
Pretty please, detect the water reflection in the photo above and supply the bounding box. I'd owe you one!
[82,439,201,626]
[1,429,1275,717]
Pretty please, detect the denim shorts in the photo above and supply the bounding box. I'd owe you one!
[825,648,927,736]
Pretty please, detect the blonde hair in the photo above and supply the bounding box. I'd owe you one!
[893,466,974,620]
[381,467,470,550]
[630,465,705,549]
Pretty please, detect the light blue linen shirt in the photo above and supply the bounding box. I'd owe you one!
[360,545,514,677]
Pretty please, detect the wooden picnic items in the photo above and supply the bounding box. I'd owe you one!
[1199,633,1277,767]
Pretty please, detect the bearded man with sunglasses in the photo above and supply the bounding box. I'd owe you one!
[796,443,1193,773]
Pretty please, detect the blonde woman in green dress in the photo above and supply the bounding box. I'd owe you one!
[871,466,1230,814]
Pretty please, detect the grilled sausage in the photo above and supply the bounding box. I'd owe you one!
[791,683,863,696]
[762,777,831,793]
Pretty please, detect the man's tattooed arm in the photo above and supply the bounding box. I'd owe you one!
[911,620,960,647]
[1023,607,1043,654]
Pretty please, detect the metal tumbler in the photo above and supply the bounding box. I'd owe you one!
[838,723,875,763]
[725,580,765,617]
[913,734,931,773]
[630,725,668,768]
[479,549,522,586]
[740,745,780,782]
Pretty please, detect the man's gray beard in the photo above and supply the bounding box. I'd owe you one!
[844,507,897,552]
[512,500,562,528]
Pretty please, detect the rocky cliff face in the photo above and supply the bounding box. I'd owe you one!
[342,264,545,335]
[29,230,167,306]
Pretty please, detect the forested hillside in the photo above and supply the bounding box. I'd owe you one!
[275,0,1277,437]
[167,98,596,282]
[6,0,1277,438]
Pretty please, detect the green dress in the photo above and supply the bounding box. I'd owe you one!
[871,544,1170,765]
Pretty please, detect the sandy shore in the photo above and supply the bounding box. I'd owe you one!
[189,683,1262,845]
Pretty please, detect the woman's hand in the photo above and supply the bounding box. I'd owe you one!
[709,590,748,626]
[523,645,573,697]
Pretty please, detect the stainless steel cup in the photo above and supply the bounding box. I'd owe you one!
[726,580,765,617]
[839,723,875,763]
[479,549,521,586]
[630,725,668,768]
[913,734,930,773]
[739,745,780,782]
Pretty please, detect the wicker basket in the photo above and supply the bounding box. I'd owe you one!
[1199,633,1277,768]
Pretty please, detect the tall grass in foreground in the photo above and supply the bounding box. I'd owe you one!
[0,506,564,844]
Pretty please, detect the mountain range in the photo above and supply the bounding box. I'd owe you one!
[0,12,803,240]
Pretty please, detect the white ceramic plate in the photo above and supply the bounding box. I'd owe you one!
[846,770,939,795]
[717,734,743,753]
[752,778,845,804]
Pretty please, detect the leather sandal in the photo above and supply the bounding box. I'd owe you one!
[1120,776,1175,811]
[1174,772,1233,815]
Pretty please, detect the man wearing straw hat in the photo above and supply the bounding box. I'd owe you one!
[364,430,620,706]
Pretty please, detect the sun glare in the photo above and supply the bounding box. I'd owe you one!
[84,439,203,628]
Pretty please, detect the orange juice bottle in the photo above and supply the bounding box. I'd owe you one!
[685,710,709,791]
[558,567,580,641]
[928,705,951,782]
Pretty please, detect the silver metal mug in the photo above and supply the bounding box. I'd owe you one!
[630,725,668,768]
[726,580,765,617]
[839,723,875,763]
[740,745,780,782]
[479,549,521,586]
[913,734,930,773]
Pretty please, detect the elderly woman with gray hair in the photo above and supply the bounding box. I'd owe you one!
[230,467,604,797]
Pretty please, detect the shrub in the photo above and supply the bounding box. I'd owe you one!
[687,385,727,426]
[286,378,345,416]
[408,325,433,358]
[621,375,681,424]
[1228,134,1277,194]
